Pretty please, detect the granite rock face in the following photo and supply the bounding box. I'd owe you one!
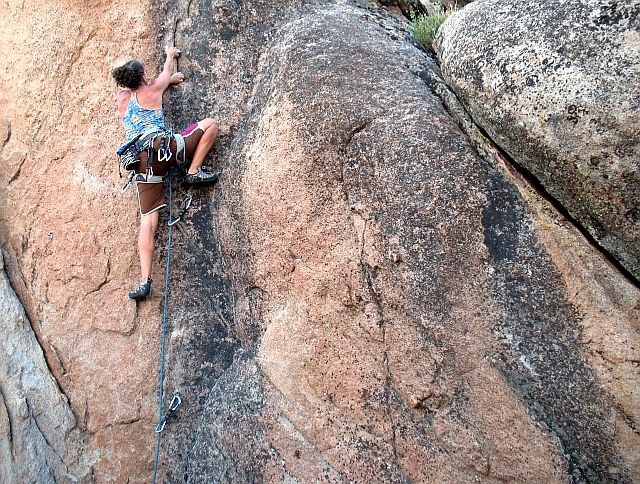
[435,0,640,280]
[0,0,638,481]
[154,1,639,482]
[0,0,165,480]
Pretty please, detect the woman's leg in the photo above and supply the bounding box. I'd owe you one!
[138,210,160,282]
[184,118,218,174]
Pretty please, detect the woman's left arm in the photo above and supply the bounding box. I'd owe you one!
[151,46,183,94]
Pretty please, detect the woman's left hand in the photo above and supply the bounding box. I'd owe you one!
[165,46,181,58]
[170,72,185,85]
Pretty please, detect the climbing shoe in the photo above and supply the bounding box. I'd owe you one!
[185,167,219,185]
[128,277,152,301]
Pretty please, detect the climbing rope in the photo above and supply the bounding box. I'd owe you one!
[152,171,184,483]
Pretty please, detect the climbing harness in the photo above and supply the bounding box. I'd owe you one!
[116,127,162,177]
[116,128,178,185]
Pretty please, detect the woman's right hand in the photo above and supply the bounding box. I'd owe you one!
[165,46,181,59]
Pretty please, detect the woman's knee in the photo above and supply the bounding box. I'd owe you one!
[200,118,218,133]
[140,212,159,233]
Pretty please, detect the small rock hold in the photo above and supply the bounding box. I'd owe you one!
[350,201,371,220]
[17,397,29,420]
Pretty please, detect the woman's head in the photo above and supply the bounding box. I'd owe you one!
[111,60,145,89]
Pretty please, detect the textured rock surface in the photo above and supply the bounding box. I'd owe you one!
[0,0,638,481]
[154,1,638,481]
[435,0,640,280]
[0,0,162,481]
[0,252,91,481]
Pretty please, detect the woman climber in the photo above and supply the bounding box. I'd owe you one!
[112,46,219,301]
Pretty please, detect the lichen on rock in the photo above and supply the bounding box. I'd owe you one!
[435,0,640,280]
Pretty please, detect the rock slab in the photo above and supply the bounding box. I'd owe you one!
[0,0,638,481]
[153,1,639,481]
[0,0,166,480]
[0,251,91,482]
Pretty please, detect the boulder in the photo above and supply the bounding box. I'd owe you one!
[435,0,640,280]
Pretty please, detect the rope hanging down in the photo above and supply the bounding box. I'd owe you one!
[152,172,184,483]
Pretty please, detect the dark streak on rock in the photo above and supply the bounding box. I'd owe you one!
[434,0,640,280]
[482,173,629,483]
[485,124,640,289]
[51,344,67,376]
[418,39,639,290]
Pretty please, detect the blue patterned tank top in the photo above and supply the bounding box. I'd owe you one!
[122,92,166,141]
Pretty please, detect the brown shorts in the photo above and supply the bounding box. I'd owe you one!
[134,123,204,215]
[135,177,167,216]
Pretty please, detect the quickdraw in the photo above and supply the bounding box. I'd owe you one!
[154,391,182,433]
[146,129,175,177]
[157,142,173,163]
[121,171,135,193]
[168,193,192,226]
